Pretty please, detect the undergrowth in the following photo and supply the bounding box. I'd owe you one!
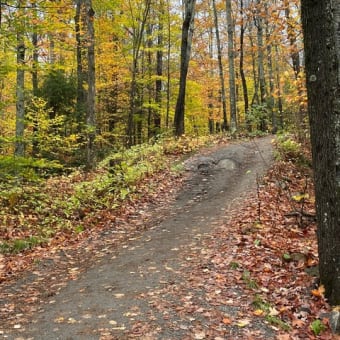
[0,135,216,254]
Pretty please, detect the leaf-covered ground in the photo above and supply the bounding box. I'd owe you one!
[0,136,336,339]
[137,158,333,339]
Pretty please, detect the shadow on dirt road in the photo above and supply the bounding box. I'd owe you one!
[3,136,274,339]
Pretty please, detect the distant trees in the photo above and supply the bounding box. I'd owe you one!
[0,0,308,164]
[301,0,340,306]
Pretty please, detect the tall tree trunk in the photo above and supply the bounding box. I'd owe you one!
[208,18,214,134]
[226,0,237,132]
[15,2,25,157]
[301,0,340,307]
[285,0,305,140]
[154,1,164,135]
[173,0,196,136]
[255,0,267,131]
[75,0,86,130]
[147,23,153,139]
[265,3,276,133]
[249,33,259,106]
[239,0,249,131]
[127,0,151,145]
[212,0,228,131]
[165,0,171,129]
[274,44,284,129]
[32,1,39,156]
[85,0,96,170]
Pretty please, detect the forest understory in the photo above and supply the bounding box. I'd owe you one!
[0,135,337,339]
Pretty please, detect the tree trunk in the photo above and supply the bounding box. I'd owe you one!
[226,0,237,132]
[85,0,96,170]
[239,0,249,131]
[174,0,196,136]
[165,0,171,129]
[15,3,25,157]
[301,0,340,306]
[254,0,267,131]
[75,0,86,129]
[154,1,164,135]
[32,2,39,156]
[285,0,305,141]
[127,0,151,145]
[265,3,276,133]
[212,0,228,131]
[274,44,284,129]
[249,33,259,106]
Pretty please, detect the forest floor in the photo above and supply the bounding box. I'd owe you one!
[0,136,335,339]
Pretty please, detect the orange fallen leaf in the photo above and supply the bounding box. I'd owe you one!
[222,317,232,325]
[311,284,325,298]
[253,309,264,316]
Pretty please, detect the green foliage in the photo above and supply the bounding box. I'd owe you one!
[265,315,291,331]
[310,319,327,335]
[252,295,271,312]
[242,270,259,289]
[39,69,77,118]
[247,105,271,132]
[252,295,290,331]
[274,133,306,164]
[229,261,240,269]
[0,155,63,182]
[26,97,82,164]
[0,236,45,254]
[75,142,167,209]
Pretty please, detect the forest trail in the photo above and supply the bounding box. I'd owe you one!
[3,136,275,339]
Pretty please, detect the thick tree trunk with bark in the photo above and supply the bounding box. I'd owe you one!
[212,0,228,131]
[174,0,196,136]
[301,0,340,306]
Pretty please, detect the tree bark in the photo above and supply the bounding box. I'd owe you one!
[165,0,171,129]
[239,0,249,131]
[226,0,237,132]
[265,3,276,133]
[32,1,39,156]
[274,44,284,129]
[285,0,305,141]
[212,0,228,131]
[85,0,96,170]
[154,0,164,135]
[301,0,340,306]
[174,0,196,136]
[75,0,86,129]
[254,0,267,131]
[15,2,25,157]
[127,0,151,145]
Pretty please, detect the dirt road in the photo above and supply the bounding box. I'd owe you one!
[3,136,274,339]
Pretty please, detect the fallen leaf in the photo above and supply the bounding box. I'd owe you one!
[194,331,206,339]
[253,309,264,316]
[114,293,125,298]
[237,319,250,327]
